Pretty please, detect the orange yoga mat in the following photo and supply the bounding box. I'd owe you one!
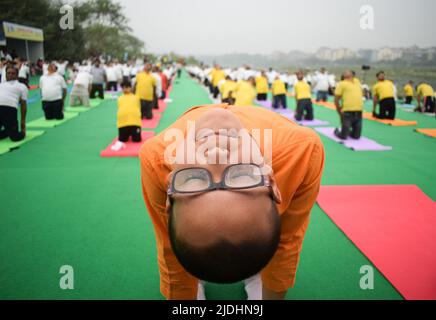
[363,113,418,126]
[415,129,436,138]
[317,185,436,300]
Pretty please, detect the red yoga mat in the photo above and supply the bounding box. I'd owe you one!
[156,99,167,113]
[142,113,162,129]
[100,131,155,158]
[317,185,436,300]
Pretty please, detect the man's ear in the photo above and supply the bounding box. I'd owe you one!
[166,197,172,214]
[268,174,283,205]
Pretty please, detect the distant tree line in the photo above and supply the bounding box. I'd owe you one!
[1,0,145,61]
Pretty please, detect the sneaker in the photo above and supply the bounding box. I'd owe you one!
[110,141,126,152]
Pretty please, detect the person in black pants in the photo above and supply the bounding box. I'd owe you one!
[0,66,28,142]
[372,71,396,120]
[334,70,364,140]
[90,59,107,99]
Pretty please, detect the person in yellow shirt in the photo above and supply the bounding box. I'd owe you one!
[416,82,435,114]
[234,77,256,106]
[403,81,414,105]
[210,65,226,99]
[272,76,287,110]
[294,71,313,121]
[139,105,325,300]
[220,76,237,105]
[372,71,396,120]
[256,71,269,101]
[111,81,142,151]
[334,70,364,140]
[134,63,156,120]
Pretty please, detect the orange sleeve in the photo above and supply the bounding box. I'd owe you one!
[261,135,325,293]
[140,143,199,300]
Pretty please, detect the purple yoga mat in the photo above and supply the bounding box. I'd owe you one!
[256,101,330,126]
[315,127,393,151]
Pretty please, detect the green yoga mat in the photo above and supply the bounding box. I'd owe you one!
[0,131,45,156]
[27,112,79,129]
[65,99,103,113]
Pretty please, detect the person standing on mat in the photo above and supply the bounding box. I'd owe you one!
[111,81,142,152]
[0,66,28,142]
[105,61,119,92]
[372,71,396,120]
[90,59,107,100]
[255,71,269,101]
[234,77,256,107]
[139,105,325,300]
[314,68,330,102]
[294,71,314,121]
[135,63,156,120]
[39,63,67,121]
[403,81,415,105]
[334,70,364,140]
[272,76,287,110]
[17,58,30,88]
[416,82,435,114]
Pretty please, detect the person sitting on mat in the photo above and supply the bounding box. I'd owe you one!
[69,65,93,108]
[334,70,364,140]
[234,77,256,107]
[220,76,237,105]
[139,105,325,300]
[372,71,396,120]
[0,66,28,142]
[294,71,314,121]
[415,82,435,114]
[135,63,157,120]
[111,81,142,152]
[272,76,287,110]
[255,71,269,101]
[403,81,414,105]
[39,63,67,121]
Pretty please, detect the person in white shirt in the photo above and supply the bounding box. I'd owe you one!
[69,65,93,107]
[314,68,330,102]
[152,65,162,109]
[0,58,8,83]
[105,61,119,92]
[18,59,30,88]
[56,60,68,78]
[39,63,67,120]
[0,66,28,142]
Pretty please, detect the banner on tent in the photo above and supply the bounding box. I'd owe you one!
[2,21,44,42]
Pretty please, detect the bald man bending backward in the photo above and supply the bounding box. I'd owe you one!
[140,104,325,300]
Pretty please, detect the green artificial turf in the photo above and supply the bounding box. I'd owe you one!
[0,72,434,300]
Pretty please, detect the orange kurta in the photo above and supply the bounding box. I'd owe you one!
[139,104,325,300]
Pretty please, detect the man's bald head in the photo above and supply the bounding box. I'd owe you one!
[169,189,280,283]
[167,107,282,283]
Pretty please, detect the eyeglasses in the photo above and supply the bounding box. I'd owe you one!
[167,164,270,197]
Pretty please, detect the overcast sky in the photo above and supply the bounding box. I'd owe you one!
[120,0,436,55]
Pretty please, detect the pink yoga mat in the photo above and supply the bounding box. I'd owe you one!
[100,132,155,158]
[316,127,392,151]
[156,100,167,113]
[317,185,436,300]
[142,113,162,129]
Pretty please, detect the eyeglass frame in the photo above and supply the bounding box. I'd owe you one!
[167,163,271,198]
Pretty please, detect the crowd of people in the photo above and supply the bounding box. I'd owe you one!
[0,50,178,145]
[187,64,435,140]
